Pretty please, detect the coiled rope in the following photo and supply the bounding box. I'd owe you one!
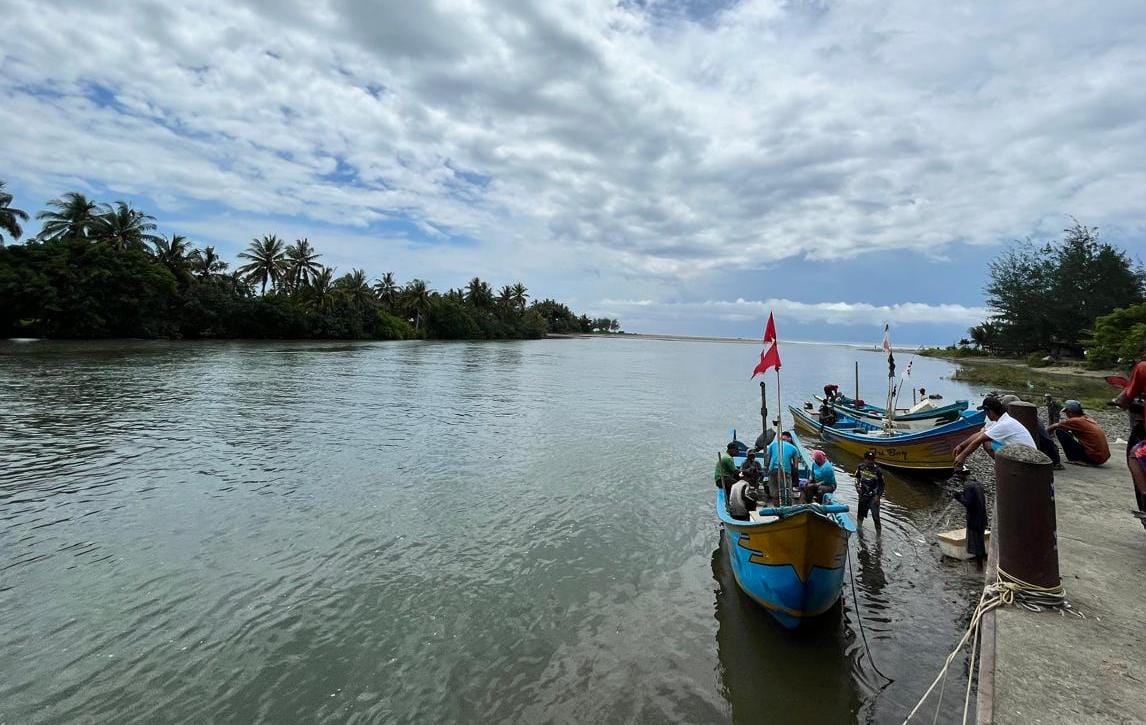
[902,567,1083,724]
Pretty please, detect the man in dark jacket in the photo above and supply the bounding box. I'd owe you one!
[854,450,885,532]
[953,468,988,565]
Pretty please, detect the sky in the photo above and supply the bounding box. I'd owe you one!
[2,0,1145,344]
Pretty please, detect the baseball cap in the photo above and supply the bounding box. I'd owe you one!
[1063,399,1083,413]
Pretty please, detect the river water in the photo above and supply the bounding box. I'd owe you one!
[0,338,992,724]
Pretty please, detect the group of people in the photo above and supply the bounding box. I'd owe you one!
[714,431,884,532]
[952,394,1111,470]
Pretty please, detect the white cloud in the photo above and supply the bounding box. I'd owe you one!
[598,297,989,327]
[1,0,1144,310]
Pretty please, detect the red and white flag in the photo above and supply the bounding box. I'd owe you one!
[751,313,781,378]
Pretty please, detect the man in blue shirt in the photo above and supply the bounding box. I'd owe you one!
[805,449,837,503]
[767,432,799,493]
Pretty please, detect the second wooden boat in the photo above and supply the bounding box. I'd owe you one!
[790,404,984,471]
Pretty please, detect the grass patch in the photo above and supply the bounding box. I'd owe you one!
[951,362,1114,402]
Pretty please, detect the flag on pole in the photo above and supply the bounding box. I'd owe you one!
[751,313,781,378]
[883,323,895,378]
[752,343,781,378]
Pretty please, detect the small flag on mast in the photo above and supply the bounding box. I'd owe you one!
[752,313,781,378]
[884,323,895,378]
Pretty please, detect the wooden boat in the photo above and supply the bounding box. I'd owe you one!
[715,430,855,629]
[814,393,969,429]
[789,404,985,472]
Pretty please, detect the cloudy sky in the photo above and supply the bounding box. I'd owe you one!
[3,0,1145,343]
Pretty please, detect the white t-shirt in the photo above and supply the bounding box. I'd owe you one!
[984,412,1036,449]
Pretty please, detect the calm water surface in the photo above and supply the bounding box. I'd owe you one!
[0,338,991,724]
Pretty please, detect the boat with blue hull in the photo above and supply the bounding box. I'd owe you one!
[715,431,855,629]
[790,404,985,472]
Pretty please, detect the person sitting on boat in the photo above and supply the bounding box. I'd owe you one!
[715,441,739,498]
[804,449,837,504]
[952,467,988,565]
[823,384,840,401]
[727,478,756,521]
[1046,400,1110,466]
[818,400,838,427]
[952,396,1036,469]
[738,449,771,501]
[855,450,885,532]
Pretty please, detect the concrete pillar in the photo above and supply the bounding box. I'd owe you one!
[1005,400,1041,444]
[994,443,1060,588]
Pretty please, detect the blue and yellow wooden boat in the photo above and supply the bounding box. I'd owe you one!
[715,431,855,629]
[790,403,985,471]
[814,393,969,430]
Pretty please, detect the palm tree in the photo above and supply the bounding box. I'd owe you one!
[36,192,99,242]
[0,181,29,245]
[511,282,528,311]
[307,266,337,311]
[284,238,322,290]
[190,246,228,279]
[372,272,399,309]
[335,268,374,310]
[497,284,514,308]
[92,201,161,251]
[152,234,193,278]
[465,276,493,308]
[402,279,432,332]
[236,235,287,295]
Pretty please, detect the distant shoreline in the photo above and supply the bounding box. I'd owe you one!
[549,332,922,350]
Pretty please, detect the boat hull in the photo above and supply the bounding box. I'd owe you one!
[817,394,969,422]
[815,396,971,431]
[717,491,853,629]
[790,405,982,471]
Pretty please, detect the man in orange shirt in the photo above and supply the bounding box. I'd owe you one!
[1047,400,1110,465]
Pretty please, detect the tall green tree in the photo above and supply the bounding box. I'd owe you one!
[307,267,337,311]
[36,192,99,242]
[236,235,287,295]
[285,238,322,290]
[92,202,161,251]
[335,268,374,311]
[372,272,399,308]
[465,277,493,308]
[190,246,228,279]
[0,181,29,245]
[497,284,514,308]
[151,234,193,281]
[402,278,432,332]
[984,222,1145,354]
[511,282,528,311]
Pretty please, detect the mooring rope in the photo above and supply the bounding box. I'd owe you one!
[901,567,1083,724]
[846,542,895,685]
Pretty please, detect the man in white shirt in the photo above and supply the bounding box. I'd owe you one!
[953,396,1036,468]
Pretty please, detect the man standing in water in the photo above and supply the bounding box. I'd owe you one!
[855,450,885,533]
[953,468,988,565]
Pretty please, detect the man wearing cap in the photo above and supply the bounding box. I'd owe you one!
[854,449,884,532]
[1047,400,1110,466]
[715,442,739,498]
[953,396,1036,468]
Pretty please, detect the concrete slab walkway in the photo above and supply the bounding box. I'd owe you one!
[978,445,1146,723]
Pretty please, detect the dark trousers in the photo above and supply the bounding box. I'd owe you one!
[857,494,881,530]
[1055,429,1101,465]
[1036,424,1061,466]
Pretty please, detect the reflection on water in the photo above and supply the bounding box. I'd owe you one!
[1,338,992,724]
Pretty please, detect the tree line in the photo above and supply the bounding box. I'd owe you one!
[0,183,621,340]
[953,220,1144,365]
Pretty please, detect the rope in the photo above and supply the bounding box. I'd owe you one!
[902,566,1082,724]
[846,541,895,685]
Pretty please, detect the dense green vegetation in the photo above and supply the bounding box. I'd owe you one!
[1087,303,1146,367]
[931,221,1144,362]
[0,187,620,341]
